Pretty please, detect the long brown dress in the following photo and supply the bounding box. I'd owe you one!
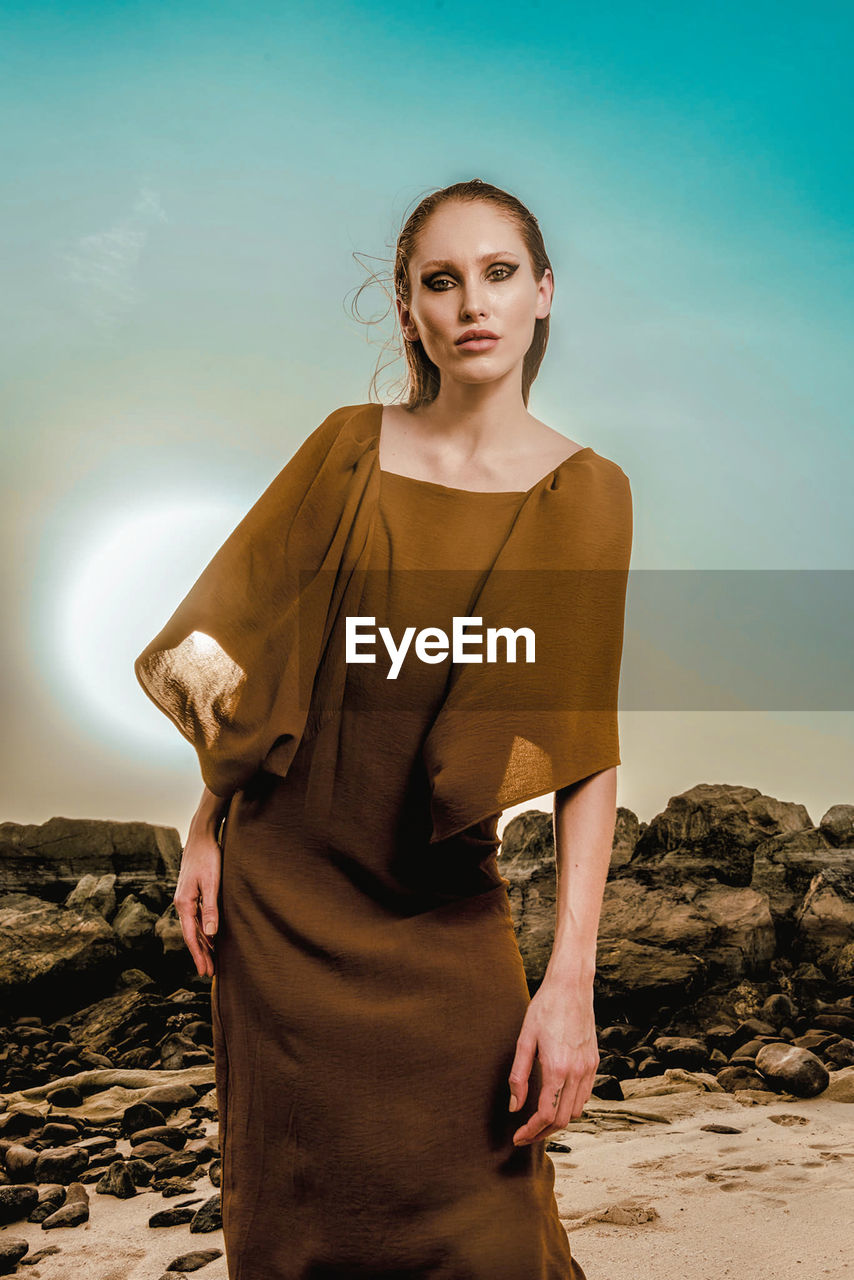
[211,466,588,1278]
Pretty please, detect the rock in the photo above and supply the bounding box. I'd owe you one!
[626,784,812,885]
[157,1178,199,1197]
[65,873,117,920]
[27,1185,65,1223]
[125,1157,155,1186]
[154,1152,199,1179]
[0,1108,42,1137]
[501,805,778,1009]
[95,1160,137,1198]
[41,1182,89,1229]
[0,1185,40,1225]
[112,894,159,950]
[165,1248,224,1271]
[46,1084,83,1107]
[156,904,186,956]
[600,879,776,981]
[835,942,854,983]
[133,1140,182,1162]
[795,868,854,968]
[129,1124,187,1150]
[143,1082,199,1113]
[620,1068,723,1097]
[122,1101,167,1135]
[149,1205,197,1227]
[0,1238,28,1275]
[608,808,642,872]
[0,817,182,899]
[591,1074,624,1100]
[189,1192,221,1232]
[33,1145,89,1183]
[652,1036,709,1070]
[754,1042,830,1097]
[117,967,157,990]
[824,1065,854,1102]
[820,805,854,847]
[3,1142,39,1178]
[40,1122,80,1144]
[761,993,798,1027]
[158,1032,210,1070]
[594,940,707,1018]
[824,1038,854,1068]
[0,893,117,1014]
[751,832,854,925]
[715,1065,772,1093]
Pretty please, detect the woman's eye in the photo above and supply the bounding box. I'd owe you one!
[425,265,516,291]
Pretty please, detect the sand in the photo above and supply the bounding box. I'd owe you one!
[2,1068,852,1279]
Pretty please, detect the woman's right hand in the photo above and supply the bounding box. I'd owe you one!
[174,789,228,978]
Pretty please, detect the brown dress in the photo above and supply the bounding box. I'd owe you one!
[211,466,588,1278]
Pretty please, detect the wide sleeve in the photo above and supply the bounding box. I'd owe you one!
[133,404,370,796]
[422,457,633,843]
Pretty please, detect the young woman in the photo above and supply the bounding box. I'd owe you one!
[135,177,632,1279]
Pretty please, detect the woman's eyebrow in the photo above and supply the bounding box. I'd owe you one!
[419,251,520,271]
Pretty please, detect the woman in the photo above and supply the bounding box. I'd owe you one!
[135,177,632,1279]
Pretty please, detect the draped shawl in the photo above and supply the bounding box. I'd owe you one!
[134,401,632,844]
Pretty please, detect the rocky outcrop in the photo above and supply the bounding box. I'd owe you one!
[0,820,191,1019]
[500,784,854,1020]
[0,818,182,903]
[0,895,118,1015]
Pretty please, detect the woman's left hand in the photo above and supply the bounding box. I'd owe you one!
[507,976,600,1145]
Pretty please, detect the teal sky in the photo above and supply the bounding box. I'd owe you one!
[2,1,852,839]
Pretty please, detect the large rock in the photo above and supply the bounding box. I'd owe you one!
[0,818,182,902]
[0,894,117,1013]
[500,809,775,1001]
[65,873,117,920]
[598,879,776,982]
[624,784,812,886]
[112,895,158,951]
[795,868,854,969]
[594,940,707,1019]
[751,831,854,926]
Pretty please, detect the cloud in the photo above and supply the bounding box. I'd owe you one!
[58,185,168,336]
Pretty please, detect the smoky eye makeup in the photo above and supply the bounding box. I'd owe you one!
[422,262,520,290]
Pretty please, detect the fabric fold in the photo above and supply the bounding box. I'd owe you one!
[134,401,632,840]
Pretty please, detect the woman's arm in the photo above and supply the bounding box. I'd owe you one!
[188,784,232,846]
[174,784,233,978]
[507,767,617,1145]
[548,767,616,983]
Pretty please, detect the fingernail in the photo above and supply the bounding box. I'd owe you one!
[204,922,216,935]
[508,1095,518,1112]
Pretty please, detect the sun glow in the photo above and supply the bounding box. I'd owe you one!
[48,497,244,754]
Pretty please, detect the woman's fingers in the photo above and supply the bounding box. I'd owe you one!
[193,907,216,978]
[174,837,222,979]
[507,1028,536,1114]
[199,875,219,939]
[512,1060,591,1146]
[175,887,208,976]
[512,1067,565,1145]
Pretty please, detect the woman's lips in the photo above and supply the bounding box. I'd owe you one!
[456,337,499,351]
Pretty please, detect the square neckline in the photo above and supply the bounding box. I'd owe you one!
[374,403,593,496]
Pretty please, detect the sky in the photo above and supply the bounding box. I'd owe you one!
[2,0,852,843]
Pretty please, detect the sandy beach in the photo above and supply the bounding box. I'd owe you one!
[2,1066,852,1279]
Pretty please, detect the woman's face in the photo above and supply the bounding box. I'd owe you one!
[399,200,552,390]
